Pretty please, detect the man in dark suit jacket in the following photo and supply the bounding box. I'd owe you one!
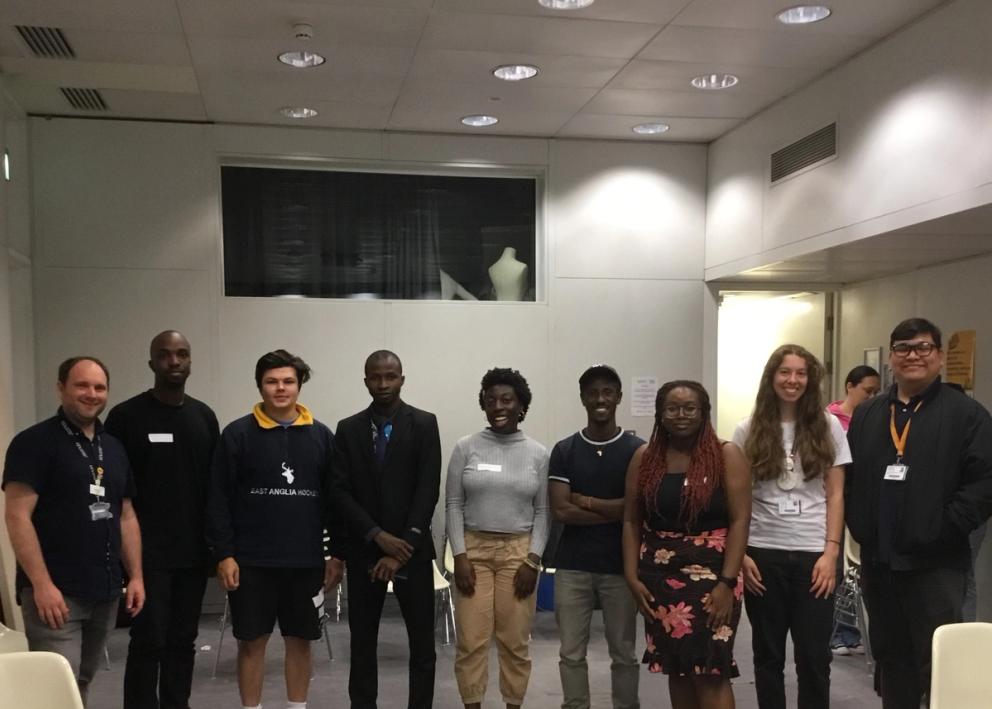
[330,349,442,709]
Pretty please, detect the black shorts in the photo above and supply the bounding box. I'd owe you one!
[229,566,324,641]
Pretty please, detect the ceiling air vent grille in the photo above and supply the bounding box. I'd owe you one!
[770,123,836,183]
[15,26,75,59]
[61,88,109,111]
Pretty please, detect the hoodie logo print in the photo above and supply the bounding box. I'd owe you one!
[281,462,295,485]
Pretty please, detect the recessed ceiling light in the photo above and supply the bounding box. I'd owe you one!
[691,73,739,90]
[493,64,539,81]
[280,106,319,119]
[538,0,594,8]
[278,50,326,68]
[632,123,670,135]
[461,114,499,127]
[776,5,832,25]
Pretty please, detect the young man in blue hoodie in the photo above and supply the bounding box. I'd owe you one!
[207,350,343,709]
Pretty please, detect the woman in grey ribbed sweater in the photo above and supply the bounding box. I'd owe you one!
[446,367,550,709]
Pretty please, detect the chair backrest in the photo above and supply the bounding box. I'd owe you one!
[844,526,861,571]
[0,622,29,653]
[930,622,992,708]
[444,541,455,576]
[432,560,450,591]
[0,651,84,709]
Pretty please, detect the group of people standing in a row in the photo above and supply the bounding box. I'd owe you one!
[3,316,991,709]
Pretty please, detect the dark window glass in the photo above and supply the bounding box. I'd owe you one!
[221,166,537,301]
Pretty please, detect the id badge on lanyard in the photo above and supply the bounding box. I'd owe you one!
[886,401,922,483]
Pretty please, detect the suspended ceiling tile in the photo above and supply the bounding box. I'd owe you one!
[639,25,873,69]
[557,113,742,141]
[585,88,777,119]
[609,59,820,96]
[175,0,428,46]
[673,0,946,35]
[0,57,198,93]
[405,49,627,89]
[434,0,688,24]
[0,0,184,33]
[419,12,662,58]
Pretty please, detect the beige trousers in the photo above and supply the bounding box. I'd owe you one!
[453,531,537,705]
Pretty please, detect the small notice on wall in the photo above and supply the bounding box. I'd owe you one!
[946,330,976,391]
[631,377,659,417]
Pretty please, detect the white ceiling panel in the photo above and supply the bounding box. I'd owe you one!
[3,77,207,121]
[557,113,742,141]
[434,0,689,24]
[674,0,946,34]
[609,59,819,95]
[0,28,192,66]
[0,0,183,33]
[419,12,662,58]
[639,25,872,69]
[176,0,428,46]
[586,88,778,119]
[206,95,393,131]
[405,49,627,89]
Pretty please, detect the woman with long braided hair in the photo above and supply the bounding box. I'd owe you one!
[622,380,751,708]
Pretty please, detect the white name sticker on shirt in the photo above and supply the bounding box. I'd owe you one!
[477,463,503,472]
[312,590,324,609]
[777,498,801,515]
[884,464,909,481]
[148,433,174,443]
[89,484,106,497]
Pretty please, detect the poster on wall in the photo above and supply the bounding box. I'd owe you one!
[946,329,976,392]
[631,376,659,417]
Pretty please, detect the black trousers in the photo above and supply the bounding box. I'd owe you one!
[743,547,834,709]
[123,567,207,709]
[861,562,964,709]
[346,557,436,709]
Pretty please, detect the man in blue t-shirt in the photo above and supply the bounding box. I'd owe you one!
[3,356,145,706]
[549,365,644,709]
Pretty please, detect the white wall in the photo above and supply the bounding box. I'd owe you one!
[706,0,992,279]
[839,253,992,619]
[715,292,825,440]
[28,118,710,549]
[0,81,34,629]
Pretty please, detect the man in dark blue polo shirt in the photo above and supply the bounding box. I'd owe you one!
[549,365,644,709]
[3,356,145,706]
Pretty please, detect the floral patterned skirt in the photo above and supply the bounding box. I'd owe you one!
[638,525,743,678]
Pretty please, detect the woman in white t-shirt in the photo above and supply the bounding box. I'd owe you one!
[733,344,851,709]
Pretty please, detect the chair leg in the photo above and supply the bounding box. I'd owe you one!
[448,592,456,642]
[104,645,111,670]
[323,618,333,661]
[212,598,229,679]
[335,585,342,622]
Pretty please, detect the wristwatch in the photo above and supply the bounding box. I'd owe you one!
[717,575,737,589]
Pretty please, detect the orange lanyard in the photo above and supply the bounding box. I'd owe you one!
[889,400,923,460]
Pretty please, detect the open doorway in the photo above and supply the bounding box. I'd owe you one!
[715,291,830,439]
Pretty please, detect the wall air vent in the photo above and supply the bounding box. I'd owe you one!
[60,88,109,111]
[770,123,836,184]
[15,26,75,59]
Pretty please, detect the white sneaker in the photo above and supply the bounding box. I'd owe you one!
[831,644,852,656]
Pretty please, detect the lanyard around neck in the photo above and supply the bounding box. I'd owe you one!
[889,400,924,460]
[60,418,105,492]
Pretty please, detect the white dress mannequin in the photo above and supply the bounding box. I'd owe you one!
[488,247,528,301]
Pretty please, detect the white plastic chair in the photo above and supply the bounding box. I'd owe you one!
[0,622,28,653]
[433,560,455,645]
[0,650,84,708]
[930,622,992,708]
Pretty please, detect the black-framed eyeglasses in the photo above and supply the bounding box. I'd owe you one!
[891,341,937,357]
[662,404,700,418]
